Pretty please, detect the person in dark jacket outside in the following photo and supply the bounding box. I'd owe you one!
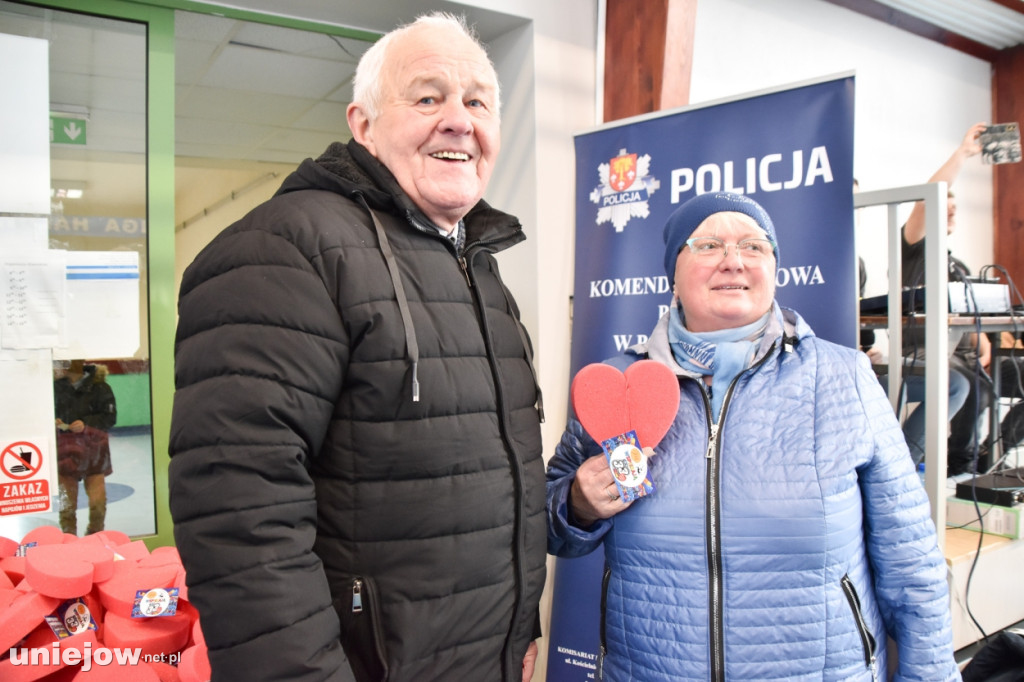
[546,192,960,681]
[54,359,116,536]
[169,12,546,682]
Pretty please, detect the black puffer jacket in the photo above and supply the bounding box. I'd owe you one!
[53,365,116,431]
[169,140,546,682]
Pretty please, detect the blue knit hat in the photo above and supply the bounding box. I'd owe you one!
[663,192,779,288]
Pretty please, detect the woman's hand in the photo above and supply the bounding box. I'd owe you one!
[570,454,631,527]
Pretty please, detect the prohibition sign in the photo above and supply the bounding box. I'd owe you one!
[2,441,44,480]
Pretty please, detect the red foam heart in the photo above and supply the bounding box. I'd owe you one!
[570,363,630,443]
[571,359,679,447]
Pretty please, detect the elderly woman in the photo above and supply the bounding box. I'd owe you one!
[546,192,959,681]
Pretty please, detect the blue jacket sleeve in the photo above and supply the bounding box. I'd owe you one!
[853,353,961,681]
[546,417,614,558]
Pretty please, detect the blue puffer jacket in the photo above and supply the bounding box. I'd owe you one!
[547,304,960,682]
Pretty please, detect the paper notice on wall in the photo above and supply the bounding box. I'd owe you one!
[53,250,141,360]
[0,251,66,350]
[1,250,141,357]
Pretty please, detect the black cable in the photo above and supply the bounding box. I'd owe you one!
[975,265,1024,471]
[327,34,359,60]
[952,264,1024,645]
[951,270,991,644]
[896,245,1015,644]
[960,489,990,645]
[979,264,1024,312]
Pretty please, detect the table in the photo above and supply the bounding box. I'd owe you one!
[945,526,1024,650]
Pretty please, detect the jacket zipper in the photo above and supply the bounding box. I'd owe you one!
[462,245,530,681]
[350,576,390,680]
[458,255,472,288]
[352,578,364,613]
[703,383,726,682]
[841,575,878,680]
[704,342,779,682]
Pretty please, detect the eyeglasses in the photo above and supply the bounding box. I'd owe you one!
[684,236,775,261]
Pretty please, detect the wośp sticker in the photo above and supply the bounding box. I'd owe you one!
[601,430,654,502]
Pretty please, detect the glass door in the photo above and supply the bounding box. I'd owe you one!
[0,1,155,538]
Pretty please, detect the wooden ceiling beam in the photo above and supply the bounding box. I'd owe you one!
[603,0,696,122]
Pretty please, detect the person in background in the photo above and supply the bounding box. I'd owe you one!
[168,12,545,682]
[54,359,116,535]
[547,192,959,681]
[901,122,1023,474]
[898,352,971,469]
[857,176,969,469]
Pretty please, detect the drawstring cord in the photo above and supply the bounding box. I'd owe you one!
[363,198,421,402]
[359,194,543,419]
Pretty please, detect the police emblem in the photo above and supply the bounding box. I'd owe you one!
[589,148,660,232]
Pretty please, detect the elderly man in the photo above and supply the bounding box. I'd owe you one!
[169,13,546,682]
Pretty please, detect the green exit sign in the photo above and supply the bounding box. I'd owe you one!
[51,116,87,145]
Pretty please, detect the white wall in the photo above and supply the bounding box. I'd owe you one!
[691,0,993,307]
[461,0,598,479]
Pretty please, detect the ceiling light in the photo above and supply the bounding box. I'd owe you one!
[52,180,87,200]
[50,103,90,121]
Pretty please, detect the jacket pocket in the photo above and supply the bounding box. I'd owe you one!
[840,574,878,681]
[334,576,388,682]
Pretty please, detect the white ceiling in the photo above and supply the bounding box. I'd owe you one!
[172,11,372,164]
[169,1,529,164]
[0,1,534,219]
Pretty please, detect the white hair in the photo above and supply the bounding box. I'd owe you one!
[352,12,500,121]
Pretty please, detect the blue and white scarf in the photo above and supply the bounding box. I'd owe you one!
[668,307,769,421]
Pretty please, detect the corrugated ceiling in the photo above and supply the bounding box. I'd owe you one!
[855,0,1024,51]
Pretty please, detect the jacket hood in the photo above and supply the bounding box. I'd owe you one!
[275,140,402,213]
